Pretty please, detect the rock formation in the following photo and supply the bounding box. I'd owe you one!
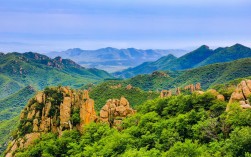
[6,86,135,156]
[160,90,172,98]
[6,87,97,157]
[100,96,136,129]
[176,87,181,95]
[126,84,133,90]
[228,79,251,109]
[184,83,201,93]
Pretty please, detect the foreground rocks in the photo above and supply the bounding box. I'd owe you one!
[228,79,251,109]
[6,86,134,157]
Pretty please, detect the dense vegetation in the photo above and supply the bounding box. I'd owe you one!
[89,81,159,111]
[12,91,251,157]
[106,58,251,91]
[115,44,251,78]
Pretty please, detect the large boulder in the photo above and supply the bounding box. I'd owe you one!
[100,97,136,128]
[228,79,251,110]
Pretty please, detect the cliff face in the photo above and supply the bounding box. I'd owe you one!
[5,86,135,157]
[6,87,97,157]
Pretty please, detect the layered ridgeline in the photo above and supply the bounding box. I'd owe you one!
[5,80,251,156]
[101,58,251,91]
[46,47,187,72]
[114,44,251,78]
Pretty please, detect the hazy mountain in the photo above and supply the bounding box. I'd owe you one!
[113,54,177,78]
[46,48,187,72]
[114,44,251,78]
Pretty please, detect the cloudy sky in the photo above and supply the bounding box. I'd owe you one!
[0,0,251,52]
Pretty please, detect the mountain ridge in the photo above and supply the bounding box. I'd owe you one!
[114,44,251,78]
[46,48,187,72]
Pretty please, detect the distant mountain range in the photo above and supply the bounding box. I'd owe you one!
[114,44,251,78]
[46,47,187,72]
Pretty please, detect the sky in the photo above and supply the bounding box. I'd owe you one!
[0,0,251,53]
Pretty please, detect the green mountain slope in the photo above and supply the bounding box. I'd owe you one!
[113,54,177,78]
[110,58,251,91]
[0,52,112,98]
[196,44,251,67]
[172,58,251,89]
[0,86,36,153]
[115,44,251,78]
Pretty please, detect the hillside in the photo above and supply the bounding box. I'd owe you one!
[110,58,251,91]
[0,52,112,99]
[115,44,251,78]
[46,48,187,72]
[0,86,36,153]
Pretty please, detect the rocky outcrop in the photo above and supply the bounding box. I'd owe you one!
[184,83,201,93]
[126,84,133,90]
[6,86,135,156]
[160,90,172,98]
[228,80,251,109]
[6,87,97,156]
[100,96,136,129]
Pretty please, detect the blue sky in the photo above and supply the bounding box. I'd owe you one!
[0,0,251,52]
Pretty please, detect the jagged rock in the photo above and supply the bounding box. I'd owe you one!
[228,79,251,110]
[33,119,39,132]
[6,133,40,157]
[160,90,172,98]
[100,97,136,128]
[195,83,201,90]
[60,97,72,129]
[80,96,96,128]
[35,92,45,104]
[176,87,181,95]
